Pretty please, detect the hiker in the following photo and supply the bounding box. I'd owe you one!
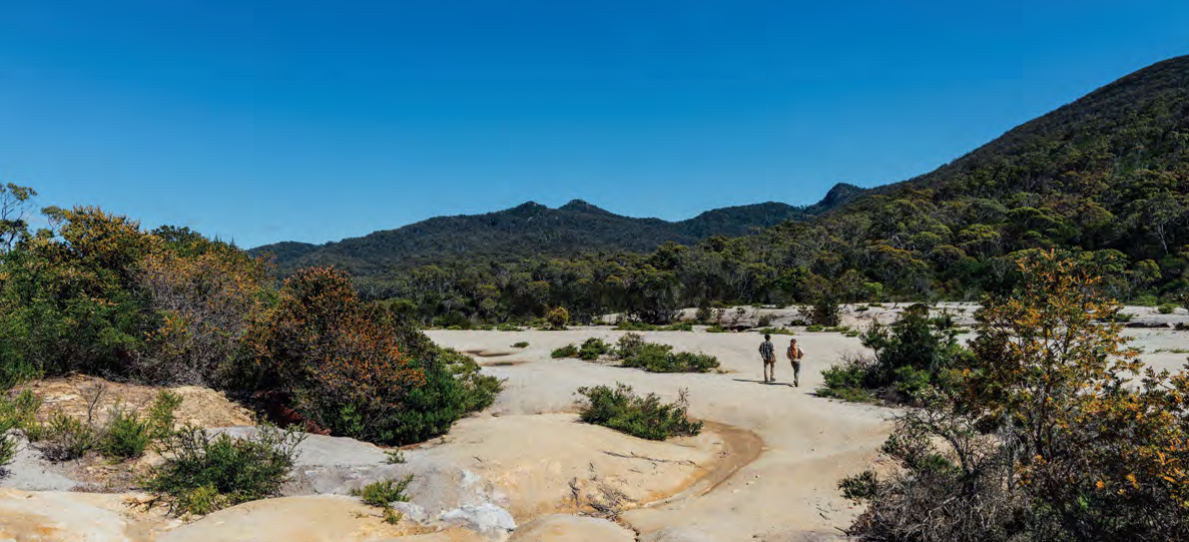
[788,338,804,387]
[759,334,776,383]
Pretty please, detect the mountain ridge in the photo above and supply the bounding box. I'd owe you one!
[251,187,861,275]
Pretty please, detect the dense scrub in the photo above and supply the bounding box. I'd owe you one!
[576,383,702,441]
[841,251,1189,541]
[0,186,500,447]
[818,304,968,404]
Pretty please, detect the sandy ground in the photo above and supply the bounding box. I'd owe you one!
[428,328,891,541]
[428,325,1189,541]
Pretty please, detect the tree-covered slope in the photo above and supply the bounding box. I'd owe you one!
[371,55,1189,325]
[251,195,855,275]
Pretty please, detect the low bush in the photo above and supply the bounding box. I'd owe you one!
[512,341,529,348]
[352,475,413,507]
[146,425,305,516]
[99,404,153,460]
[663,321,694,331]
[36,410,96,462]
[755,327,793,336]
[546,307,570,330]
[805,325,824,332]
[705,324,728,333]
[576,383,702,441]
[578,338,612,360]
[818,356,877,403]
[551,345,579,359]
[1158,303,1178,315]
[614,333,719,373]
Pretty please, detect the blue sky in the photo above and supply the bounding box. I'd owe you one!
[0,1,1186,248]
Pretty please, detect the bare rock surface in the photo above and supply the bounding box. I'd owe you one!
[0,488,176,542]
[507,514,635,542]
[154,495,419,542]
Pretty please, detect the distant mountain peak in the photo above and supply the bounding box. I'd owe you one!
[559,199,612,214]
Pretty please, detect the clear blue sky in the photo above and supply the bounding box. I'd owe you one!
[1,1,1186,247]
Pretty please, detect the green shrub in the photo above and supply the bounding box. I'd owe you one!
[385,449,406,464]
[36,410,96,462]
[576,383,702,441]
[615,333,646,360]
[99,404,153,460]
[818,356,877,403]
[615,338,719,373]
[546,307,570,330]
[755,327,793,336]
[578,338,612,360]
[1158,303,1178,315]
[352,475,413,507]
[810,297,841,327]
[705,324,728,333]
[805,325,824,332]
[147,425,305,516]
[551,345,579,359]
[1133,294,1160,306]
[496,323,523,332]
[148,391,183,440]
[662,321,694,331]
[512,341,529,348]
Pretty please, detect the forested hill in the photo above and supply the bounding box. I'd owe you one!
[251,191,861,275]
[365,54,1189,325]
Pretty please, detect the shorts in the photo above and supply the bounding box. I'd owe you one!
[763,358,775,365]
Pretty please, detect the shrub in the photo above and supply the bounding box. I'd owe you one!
[512,341,529,348]
[1158,303,1177,314]
[35,410,96,462]
[546,307,570,330]
[843,251,1189,541]
[615,336,719,373]
[578,338,612,360]
[352,475,413,507]
[147,425,305,516]
[615,333,646,360]
[662,321,694,331]
[551,345,579,359]
[385,449,406,464]
[818,356,877,403]
[805,325,824,332]
[148,390,183,440]
[496,323,523,332]
[810,297,841,327]
[99,403,153,460]
[705,324,728,333]
[576,383,702,441]
[755,327,793,336]
[248,268,500,446]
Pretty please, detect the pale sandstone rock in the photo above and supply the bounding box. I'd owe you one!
[508,514,635,542]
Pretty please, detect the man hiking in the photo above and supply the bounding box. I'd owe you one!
[787,338,805,387]
[759,334,776,383]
